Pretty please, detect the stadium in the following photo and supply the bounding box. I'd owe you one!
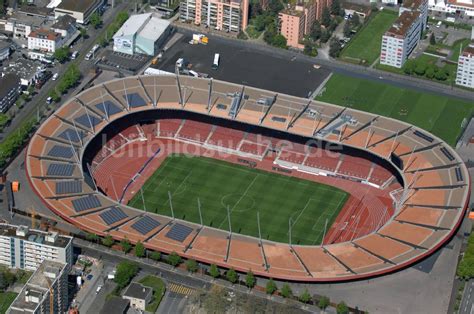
[25,75,470,282]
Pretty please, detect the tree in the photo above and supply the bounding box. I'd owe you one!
[351,13,360,27]
[330,0,341,15]
[329,38,342,58]
[186,259,198,273]
[414,62,427,76]
[85,232,99,243]
[114,261,139,289]
[120,237,132,253]
[49,89,60,103]
[135,241,145,257]
[299,289,312,304]
[209,264,220,279]
[343,22,351,38]
[322,7,331,27]
[90,12,102,29]
[245,270,256,289]
[434,68,448,81]
[425,65,436,79]
[149,251,161,261]
[320,29,331,43]
[266,279,277,294]
[310,20,322,41]
[272,34,287,49]
[102,234,114,247]
[226,268,238,284]
[79,27,87,39]
[168,252,182,267]
[403,59,416,75]
[53,47,70,63]
[318,296,330,310]
[430,33,436,45]
[337,301,349,314]
[280,283,293,298]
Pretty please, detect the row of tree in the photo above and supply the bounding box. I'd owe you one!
[97,11,130,47]
[0,117,37,170]
[87,232,353,312]
[402,59,450,81]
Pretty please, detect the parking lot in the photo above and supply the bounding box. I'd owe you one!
[156,30,332,97]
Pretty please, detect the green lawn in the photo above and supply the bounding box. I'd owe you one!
[450,38,471,61]
[0,292,17,314]
[139,276,166,312]
[317,73,474,146]
[340,10,398,65]
[128,155,349,245]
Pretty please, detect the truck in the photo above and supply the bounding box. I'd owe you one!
[189,34,209,45]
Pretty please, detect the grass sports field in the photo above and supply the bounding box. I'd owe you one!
[128,155,349,245]
[317,74,474,146]
[340,10,398,65]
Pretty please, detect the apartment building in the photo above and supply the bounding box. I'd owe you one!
[180,0,249,33]
[27,28,63,61]
[0,74,20,113]
[278,0,331,49]
[455,42,474,89]
[380,0,428,68]
[0,224,73,271]
[7,260,68,314]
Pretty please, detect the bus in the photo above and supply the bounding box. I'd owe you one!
[212,53,220,70]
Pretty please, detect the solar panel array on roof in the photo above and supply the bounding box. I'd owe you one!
[165,223,193,242]
[56,181,82,194]
[72,194,101,212]
[455,167,463,182]
[75,114,101,129]
[131,216,161,235]
[100,207,128,225]
[47,145,74,159]
[47,163,75,176]
[413,130,434,143]
[95,100,122,116]
[124,93,147,108]
[58,129,85,143]
[440,147,455,161]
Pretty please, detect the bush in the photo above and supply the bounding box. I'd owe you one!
[245,270,256,289]
[299,289,312,304]
[337,301,349,314]
[85,233,99,242]
[102,235,114,247]
[318,296,330,309]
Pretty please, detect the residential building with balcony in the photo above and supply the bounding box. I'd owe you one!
[180,0,249,33]
[455,41,474,89]
[0,224,73,271]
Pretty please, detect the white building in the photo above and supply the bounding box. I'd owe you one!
[456,42,474,88]
[27,28,63,60]
[123,283,153,312]
[7,260,68,314]
[0,224,73,271]
[113,13,171,56]
[429,0,474,17]
[380,0,428,68]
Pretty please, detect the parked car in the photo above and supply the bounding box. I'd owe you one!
[52,73,59,81]
[86,274,93,280]
[71,51,79,59]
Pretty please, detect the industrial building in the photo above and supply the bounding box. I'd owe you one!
[380,0,428,68]
[113,13,171,56]
[180,0,249,33]
[7,260,68,314]
[0,224,73,271]
[456,41,474,89]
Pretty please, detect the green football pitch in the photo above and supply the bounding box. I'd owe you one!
[317,73,474,146]
[128,155,349,245]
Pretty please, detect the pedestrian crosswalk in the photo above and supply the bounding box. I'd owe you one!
[168,282,195,295]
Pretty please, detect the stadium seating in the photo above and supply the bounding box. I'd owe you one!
[159,119,183,137]
[177,120,213,143]
[207,127,245,149]
[337,155,372,179]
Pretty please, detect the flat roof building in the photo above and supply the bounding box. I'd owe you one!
[180,0,249,33]
[0,224,73,271]
[123,283,152,312]
[54,0,104,24]
[456,41,474,89]
[7,260,68,314]
[113,13,171,56]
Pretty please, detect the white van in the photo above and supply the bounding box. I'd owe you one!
[96,285,103,294]
[71,51,79,59]
[212,53,220,70]
[52,73,59,81]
